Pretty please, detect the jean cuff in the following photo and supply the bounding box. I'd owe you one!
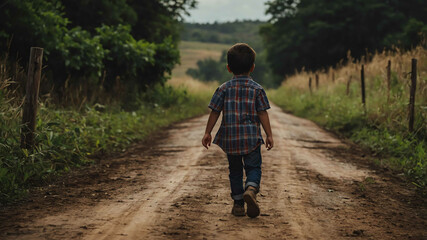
[231,193,243,200]
[245,182,259,192]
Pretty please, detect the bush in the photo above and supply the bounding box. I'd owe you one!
[0,1,182,103]
[95,24,156,90]
[59,27,105,77]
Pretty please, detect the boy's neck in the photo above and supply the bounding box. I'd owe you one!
[233,74,251,78]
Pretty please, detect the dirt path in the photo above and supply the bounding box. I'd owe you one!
[1,104,426,239]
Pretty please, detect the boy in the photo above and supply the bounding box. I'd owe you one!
[202,43,274,218]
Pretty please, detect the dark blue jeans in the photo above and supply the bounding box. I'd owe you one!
[227,146,262,200]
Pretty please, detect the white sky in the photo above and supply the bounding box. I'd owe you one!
[184,0,270,23]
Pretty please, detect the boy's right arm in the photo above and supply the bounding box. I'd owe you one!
[202,110,221,149]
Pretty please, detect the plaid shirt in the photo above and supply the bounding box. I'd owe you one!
[208,76,270,155]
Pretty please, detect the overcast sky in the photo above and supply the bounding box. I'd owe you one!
[184,0,270,23]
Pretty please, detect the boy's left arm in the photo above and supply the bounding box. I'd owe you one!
[256,88,273,150]
[202,110,221,149]
[258,110,274,150]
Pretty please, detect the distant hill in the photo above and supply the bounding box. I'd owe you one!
[181,20,266,51]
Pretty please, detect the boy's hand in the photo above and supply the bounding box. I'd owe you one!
[266,136,274,150]
[202,133,212,149]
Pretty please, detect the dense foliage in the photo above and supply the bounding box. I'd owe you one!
[261,0,427,86]
[0,0,201,203]
[0,0,195,102]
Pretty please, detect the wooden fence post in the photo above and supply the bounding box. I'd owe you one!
[409,59,417,132]
[360,64,366,113]
[21,47,43,149]
[346,75,352,96]
[309,77,312,94]
[386,60,391,101]
[315,73,319,89]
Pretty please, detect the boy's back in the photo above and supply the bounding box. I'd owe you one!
[209,76,270,155]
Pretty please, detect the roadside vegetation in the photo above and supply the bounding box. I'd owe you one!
[264,0,426,191]
[0,0,208,204]
[261,0,427,87]
[270,46,426,189]
[0,58,210,204]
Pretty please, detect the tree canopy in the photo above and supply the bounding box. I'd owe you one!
[0,0,195,99]
[261,0,427,82]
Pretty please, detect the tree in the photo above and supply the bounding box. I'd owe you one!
[128,0,196,43]
[61,0,137,31]
[261,0,427,82]
[0,0,195,100]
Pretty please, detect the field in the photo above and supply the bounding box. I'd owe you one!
[167,41,229,93]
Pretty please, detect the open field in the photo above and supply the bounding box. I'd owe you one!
[168,41,229,93]
[171,41,229,78]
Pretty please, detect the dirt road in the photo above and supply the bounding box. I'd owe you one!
[1,104,426,239]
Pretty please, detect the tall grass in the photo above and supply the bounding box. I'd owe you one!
[270,46,426,189]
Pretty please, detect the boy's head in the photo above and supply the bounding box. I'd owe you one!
[227,43,256,75]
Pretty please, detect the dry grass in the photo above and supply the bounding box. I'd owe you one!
[283,46,427,99]
[280,46,427,133]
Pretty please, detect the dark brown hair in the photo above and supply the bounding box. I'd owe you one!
[227,43,256,75]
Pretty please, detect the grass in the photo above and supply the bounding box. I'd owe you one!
[270,46,427,190]
[0,84,210,204]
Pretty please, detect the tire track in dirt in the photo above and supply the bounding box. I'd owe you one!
[1,104,426,239]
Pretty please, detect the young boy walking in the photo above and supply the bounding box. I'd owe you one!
[202,43,274,218]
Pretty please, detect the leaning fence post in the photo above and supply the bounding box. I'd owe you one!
[21,47,43,149]
[309,77,312,94]
[386,60,391,102]
[315,73,319,89]
[361,64,366,113]
[409,59,417,132]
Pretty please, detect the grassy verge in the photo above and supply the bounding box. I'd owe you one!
[269,47,426,190]
[0,85,210,204]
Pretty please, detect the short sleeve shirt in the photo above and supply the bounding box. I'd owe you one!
[208,76,270,155]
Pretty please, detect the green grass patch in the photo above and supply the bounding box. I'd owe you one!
[0,85,210,204]
[269,83,426,189]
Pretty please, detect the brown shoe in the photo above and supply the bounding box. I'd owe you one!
[243,186,260,218]
[231,203,245,216]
